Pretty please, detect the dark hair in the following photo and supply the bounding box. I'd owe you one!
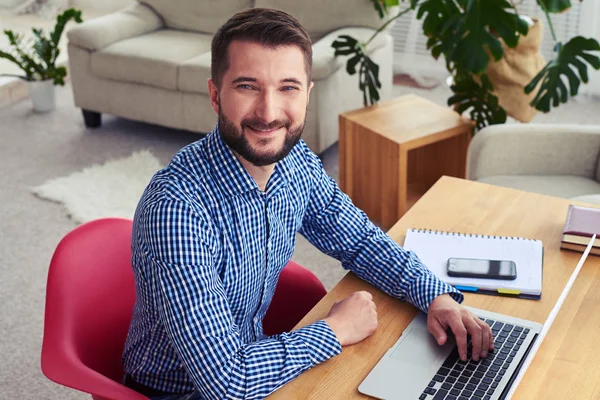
[211,8,312,89]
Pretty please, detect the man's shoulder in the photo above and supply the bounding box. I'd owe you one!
[137,140,216,219]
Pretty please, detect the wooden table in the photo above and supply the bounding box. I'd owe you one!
[268,176,600,399]
[338,94,474,230]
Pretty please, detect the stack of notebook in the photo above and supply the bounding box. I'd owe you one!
[561,205,600,256]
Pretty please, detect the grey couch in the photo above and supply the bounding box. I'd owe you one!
[66,0,395,153]
[467,124,600,204]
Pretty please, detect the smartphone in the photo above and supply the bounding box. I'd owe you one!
[447,258,517,280]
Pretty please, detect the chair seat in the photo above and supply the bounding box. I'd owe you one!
[91,30,212,91]
[477,175,600,200]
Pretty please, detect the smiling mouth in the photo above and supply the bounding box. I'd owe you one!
[246,126,283,134]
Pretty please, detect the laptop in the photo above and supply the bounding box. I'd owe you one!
[358,306,543,400]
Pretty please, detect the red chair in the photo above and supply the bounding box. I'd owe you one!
[263,260,327,336]
[41,218,327,400]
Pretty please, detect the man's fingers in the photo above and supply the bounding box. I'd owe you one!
[446,315,468,361]
[477,319,492,357]
[464,316,483,361]
[472,318,489,359]
[428,318,448,346]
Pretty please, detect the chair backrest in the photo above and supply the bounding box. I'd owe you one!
[41,218,147,400]
[262,260,327,336]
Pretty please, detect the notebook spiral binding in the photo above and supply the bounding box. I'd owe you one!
[409,228,537,241]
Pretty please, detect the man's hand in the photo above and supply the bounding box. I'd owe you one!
[323,291,378,346]
[427,294,494,362]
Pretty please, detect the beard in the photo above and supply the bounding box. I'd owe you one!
[218,107,305,167]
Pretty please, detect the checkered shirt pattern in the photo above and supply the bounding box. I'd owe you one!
[121,126,463,399]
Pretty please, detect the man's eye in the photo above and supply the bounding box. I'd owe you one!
[238,84,255,90]
[282,86,298,91]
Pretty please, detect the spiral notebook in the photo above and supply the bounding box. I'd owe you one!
[403,229,544,299]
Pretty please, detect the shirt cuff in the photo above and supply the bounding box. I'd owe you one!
[407,272,464,313]
[292,320,342,365]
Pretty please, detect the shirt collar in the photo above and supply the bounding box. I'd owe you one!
[203,125,291,198]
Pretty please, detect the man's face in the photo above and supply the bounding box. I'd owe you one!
[208,41,313,166]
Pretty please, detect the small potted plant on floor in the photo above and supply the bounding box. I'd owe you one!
[0,8,82,112]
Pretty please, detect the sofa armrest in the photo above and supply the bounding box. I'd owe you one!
[67,3,163,51]
[467,124,600,180]
[311,27,391,81]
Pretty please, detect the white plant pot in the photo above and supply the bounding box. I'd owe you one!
[28,80,56,113]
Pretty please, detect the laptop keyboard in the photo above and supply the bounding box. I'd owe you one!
[419,318,531,400]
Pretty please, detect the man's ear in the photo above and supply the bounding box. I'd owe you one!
[208,79,220,114]
[307,81,314,103]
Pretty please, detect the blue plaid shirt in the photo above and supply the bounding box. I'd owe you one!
[122,126,463,399]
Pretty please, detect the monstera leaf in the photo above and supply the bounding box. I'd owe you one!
[332,35,382,106]
[526,36,600,112]
[418,0,528,74]
[448,74,507,131]
[536,0,571,13]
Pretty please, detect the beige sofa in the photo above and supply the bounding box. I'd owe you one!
[66,0,394,153]
[467,124,600,204]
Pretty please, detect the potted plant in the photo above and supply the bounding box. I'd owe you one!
[0,8,82,112]
[333,0,600,131]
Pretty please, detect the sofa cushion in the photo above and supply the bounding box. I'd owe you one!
[477,175,600,200]
[255,0,384,41]
[91,30,212,91]
[67,3,163,51]
[178,52,212,94]
[140,0,250,34]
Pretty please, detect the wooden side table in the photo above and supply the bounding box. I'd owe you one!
[339,94,474,230]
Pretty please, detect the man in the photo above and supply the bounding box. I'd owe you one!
[122,7,493,400]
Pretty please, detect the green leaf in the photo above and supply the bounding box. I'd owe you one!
[417,0,528,75]
[332,34,382,106]
[51,8,83,48]
[0,49,29,79]
[358,55,382,106]
[526,36,600,112]
[448,73,507,131]
[346,53,362,75]
[370,0,389,18]
[536,0,571,13]
[32,30,54,68]
[49,65,67,85]
[331,37,354,48]
[1,9,82,81]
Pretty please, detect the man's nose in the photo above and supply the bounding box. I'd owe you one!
[255,90,279,123]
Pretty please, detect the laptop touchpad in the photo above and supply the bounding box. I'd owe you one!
[390,323,452,368]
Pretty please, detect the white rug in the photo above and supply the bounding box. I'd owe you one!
[32,150,163,224]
